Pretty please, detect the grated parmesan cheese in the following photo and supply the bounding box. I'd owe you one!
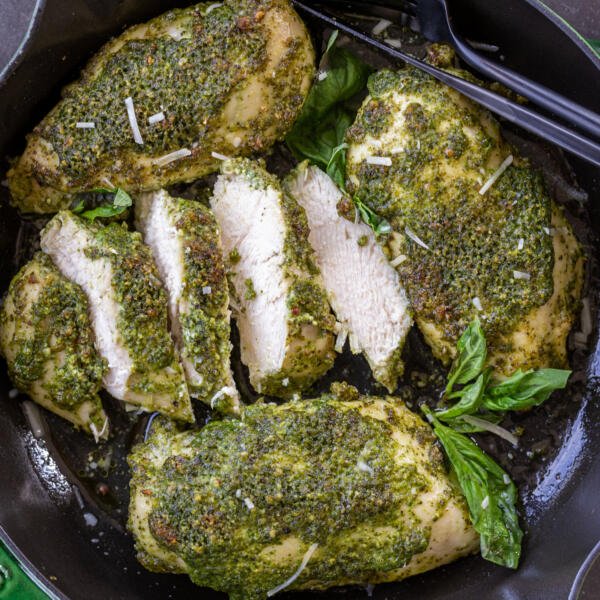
[478,154,513,195]
[481,495,490,510]
[517,238,524,251]
[244,497,255,510]
[232,136,242,148]
[148,111,165,124]
[202,286,212,295]
[266,543,319,597]
[124,97,144,145]
[366,155,392,166]
[513,270,531,280]
[211,151,230,161]
[404,226,430,250]
[472,296,483,311]
[357,460,374,475]
[372,18,392,35]
[390,254,407,267]
[281,378,289,387]
[503,474,511,485]
[317,71,328,81]
[154,148,192,167]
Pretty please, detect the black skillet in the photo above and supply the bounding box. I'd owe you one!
[0,1,599,599]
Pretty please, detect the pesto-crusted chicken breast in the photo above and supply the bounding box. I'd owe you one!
[40,212,194,422]
[128,383,478,600]
[346,67,584,374]
[211,159,335,397]
[135,190,240,415]
[284,163,412,392]
[7,0,315,214]
[0,253,108,438]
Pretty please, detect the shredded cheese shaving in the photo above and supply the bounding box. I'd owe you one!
[357,460,374,475]
[202,286,212,295]
[244,497,255,510]
[372,18,392,35]
[478,154,513,195]
[461,415,519,446]
[404,226,430,250]
[513,270,531,280]
[209,386,237,409]
[390,254,407,267]
[211,151,230,161]
[154,148,192,167]
[503,474,511,485]
[266,543,319,597]
[366,155,392,166]
[75,122,95,128]
[124,96,144,145]
[472,296,483,311]
[90,418,109,444]
[205,2,222,14]
[385,38,402,48]
[148,111,165,124]
[317,71,328,81]
[517,238,524,251]
[335,327,348,353]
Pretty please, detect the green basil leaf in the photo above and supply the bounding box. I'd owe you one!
[113,187,133,207]
[71,199,85,214]
[437,370,490,421]
[483,368,571,412]
[446,319,487,394]
[78,186,132,221]
[80,204,126,221]
[354,196,392,236]
[422,406,522,568]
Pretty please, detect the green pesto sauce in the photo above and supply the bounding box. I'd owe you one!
[5,253,106,410]
[83,220,176,375]
[42,0,298,184]
[169,197,233,403]
[244,278,257,300]
[137,384,430,599]
[346,68,554,343]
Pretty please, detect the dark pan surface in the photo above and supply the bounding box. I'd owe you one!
[0,1,599,599]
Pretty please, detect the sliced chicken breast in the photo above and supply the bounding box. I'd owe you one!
[0,252,108,438]
[346,62,584,373]
[284,162,413,392]
[211,158,335,397]
[135,190,239,415]
[8,0,315,213]
[41,212,193,422]
[128,383,478,599]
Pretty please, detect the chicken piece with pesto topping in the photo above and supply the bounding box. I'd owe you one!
[0,253,108,439]
[211,158,335,397]
[8,0,315,213]
[128,382,478,600]
[346,64,584,374]
[135,190,240,415]
[41,212,194,422]
[284,162,413,392]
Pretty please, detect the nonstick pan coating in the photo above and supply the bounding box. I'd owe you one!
[0,1,599,599]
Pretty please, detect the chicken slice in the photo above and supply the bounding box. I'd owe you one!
[0,252,108,438]
[211,158,335,397]
[40,212,193,422]
[284,162,413,392]
[135,190,240,415]
[346,66,584,373]
[8,0,315,213]
[128,382,478,600]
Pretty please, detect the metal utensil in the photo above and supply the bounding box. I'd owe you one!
[293,1,600,167]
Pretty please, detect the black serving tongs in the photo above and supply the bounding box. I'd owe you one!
[292,0,600,168]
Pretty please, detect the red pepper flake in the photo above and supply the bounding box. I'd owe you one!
[291,306,300,316]
[237,16,252,30]
[141,489,153,496]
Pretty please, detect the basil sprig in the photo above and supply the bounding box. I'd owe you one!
[423,406,523,568]
[73,186,133,221]
[286,31,390,236]
[423,319,571,569]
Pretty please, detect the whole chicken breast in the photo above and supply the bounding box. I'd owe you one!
[41,212,193,421]
[211,158,335,397]
[0,252,108,438]
[346,65,584,373]
[135,190,240,415]
[7,0,315,213]
[128,383,478,600]
[284,162,412,392]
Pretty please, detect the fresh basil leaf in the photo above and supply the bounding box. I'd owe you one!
[446,319,487,394]
[354,196,392,236]
[72,199,85,214]
[423,406,522,568]
[483,368,571,412]
[437,370,490,422]
[78,186,133,221]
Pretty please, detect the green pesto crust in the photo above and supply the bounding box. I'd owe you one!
[128,383,471,599]
[8,0,315,213]
[0,252,107,436]
[346,67,555,352]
